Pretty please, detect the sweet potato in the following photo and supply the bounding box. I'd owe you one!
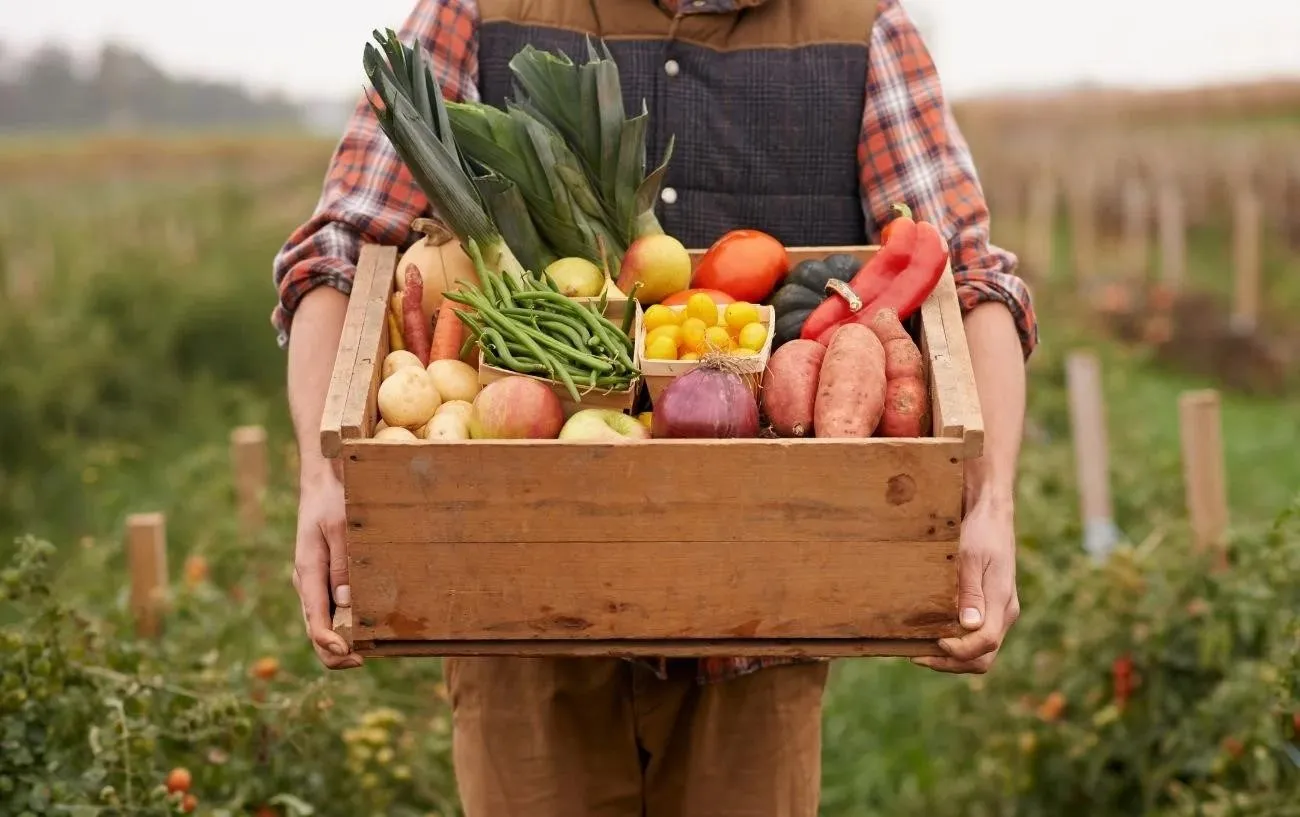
[761,339,826,437]
[813,323,886,438]
[869,308,930,437]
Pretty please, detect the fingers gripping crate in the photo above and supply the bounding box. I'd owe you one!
[321,244,984,659]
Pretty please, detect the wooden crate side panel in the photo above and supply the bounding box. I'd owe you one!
[321,245,388,459]
[342,437,964,544]
[934,269,985,459]
[348,538,959,642]
[919,268,985,460]
[349,638,946,659]
[341,245,397,441]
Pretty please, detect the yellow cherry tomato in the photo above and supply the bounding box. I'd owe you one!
[645,325,683,349]
[724,302,761,332]
[737,321,768,352]
[680,317,709,354]
[703,326,733,353]
[642,304,681,333]
[637,412,653,429]
[731,348,759,357]
[644,335,679,360]
[685,293,719,326]
[679,351,701,362]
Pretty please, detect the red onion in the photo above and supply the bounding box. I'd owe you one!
[651,354,760,439]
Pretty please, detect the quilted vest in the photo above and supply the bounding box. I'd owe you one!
[475,0,879,250]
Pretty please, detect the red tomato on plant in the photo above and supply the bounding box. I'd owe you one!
[690,229,789,304]
[660,288,736,307]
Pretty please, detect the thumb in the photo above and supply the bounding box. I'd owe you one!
[957,547,986,630]
[323,515,351,609]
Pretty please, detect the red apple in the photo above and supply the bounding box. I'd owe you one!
[469,376,564,439]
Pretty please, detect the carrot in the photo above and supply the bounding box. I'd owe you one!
[429,297,465,362]
[868,308,929,437]
[403,264,432,365]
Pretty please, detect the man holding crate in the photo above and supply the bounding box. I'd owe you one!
[274,0,1037,813]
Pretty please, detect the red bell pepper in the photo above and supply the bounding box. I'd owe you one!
[815,221,948,344]
[798,218,917,342]
[879,202,913,245]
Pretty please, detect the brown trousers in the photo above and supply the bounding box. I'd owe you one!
[444,657,829,817]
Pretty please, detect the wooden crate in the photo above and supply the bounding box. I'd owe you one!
[322,244,984,659]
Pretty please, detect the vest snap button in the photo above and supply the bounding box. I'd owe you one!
[664,59,680,78]
[661,187,678,205]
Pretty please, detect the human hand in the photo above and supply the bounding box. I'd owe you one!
[913,497,1019,674]
[292,464,363,670]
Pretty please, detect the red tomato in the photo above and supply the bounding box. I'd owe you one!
[660,288,736,307]
[690,230,789,304]
[165,768,192,795]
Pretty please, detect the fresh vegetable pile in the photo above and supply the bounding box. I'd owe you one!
[363,31,951,444]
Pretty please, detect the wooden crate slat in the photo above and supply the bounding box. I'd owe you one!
[343,437,963,544]
[321,244,387,458]
[348,538,958,642]
[932,269,985,459]
[341,245,397,441]
[349,638,947,659]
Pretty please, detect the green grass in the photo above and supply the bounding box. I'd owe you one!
[1,135,1296,815]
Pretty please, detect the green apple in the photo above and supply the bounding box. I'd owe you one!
[558,408,650,442]
[544,257,606,298]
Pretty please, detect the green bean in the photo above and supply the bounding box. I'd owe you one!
[482,328,550,374]
[620,283,643,329]
[536,318,587,350]
[451,288,622,375]
[458,332,477,361]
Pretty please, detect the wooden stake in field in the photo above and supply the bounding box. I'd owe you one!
[1178,390,1229,570]
[1120,179,1151,281]
[1231,187,1262,334]
[1065,351,1121,560]
[126,512,168,638]
[231,425,268,534]
[1022,173,1056,281]
[1156,183,1187,292]
[1067,169,1098,289]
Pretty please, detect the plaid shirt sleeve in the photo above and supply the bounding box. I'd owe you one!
[859,0,1039,359]
[270,0,482,348]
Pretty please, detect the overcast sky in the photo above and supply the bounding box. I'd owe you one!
[7,0,1300,101]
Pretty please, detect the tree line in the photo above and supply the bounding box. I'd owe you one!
[0,42,305,132]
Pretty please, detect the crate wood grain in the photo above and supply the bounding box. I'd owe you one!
[323,244,984,658]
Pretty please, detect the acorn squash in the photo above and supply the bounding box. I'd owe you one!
[766,253,863,349]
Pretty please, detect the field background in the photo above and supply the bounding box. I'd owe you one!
[1,79,1299,816]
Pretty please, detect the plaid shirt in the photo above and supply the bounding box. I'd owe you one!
[274,0,1039,685]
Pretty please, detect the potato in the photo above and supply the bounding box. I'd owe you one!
[761,340,825,437]
[426,359,480,403]
[383,349,424,381]
[374,419,389,433]
[420,411,470,441]
[435,400,474,422]
[813,323,886,438]
[373,426,418,443]
[377,366,441,429]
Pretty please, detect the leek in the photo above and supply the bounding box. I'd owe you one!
[508,39,674,244]
[362,29,529,280]
[447,100,627,271]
